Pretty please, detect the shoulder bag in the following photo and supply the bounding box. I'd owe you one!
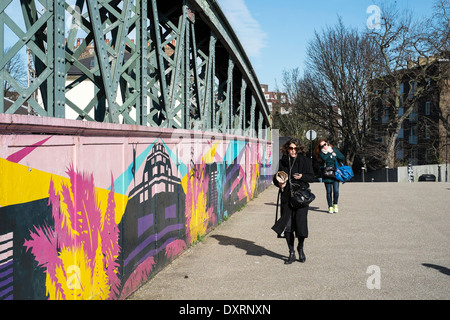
[322,166,336,179]
[288,156,315,208]
[334,159,354,183]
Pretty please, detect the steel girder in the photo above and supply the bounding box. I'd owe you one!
[0,0,271,138]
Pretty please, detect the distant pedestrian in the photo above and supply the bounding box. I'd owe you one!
[273,138,315,264]
[314,139,345,214]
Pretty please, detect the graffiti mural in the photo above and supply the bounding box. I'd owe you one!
[0,128,273,300]
[23,166,121,300]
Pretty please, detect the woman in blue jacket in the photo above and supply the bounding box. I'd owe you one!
[314,139,345,213]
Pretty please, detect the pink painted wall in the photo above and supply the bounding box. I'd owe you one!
[0,114,273,300]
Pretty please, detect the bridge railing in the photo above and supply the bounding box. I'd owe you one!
[0,0,271,139]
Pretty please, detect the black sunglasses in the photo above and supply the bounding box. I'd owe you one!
[288,147,296,151]
[320,143,327,148]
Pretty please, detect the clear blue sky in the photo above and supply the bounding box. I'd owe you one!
[217,0,437,91]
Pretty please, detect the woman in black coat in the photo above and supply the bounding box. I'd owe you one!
[273,138,315,264]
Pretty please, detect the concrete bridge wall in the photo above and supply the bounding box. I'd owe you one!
[0,114,273,300]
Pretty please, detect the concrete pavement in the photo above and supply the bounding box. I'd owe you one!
[129,182,450,300]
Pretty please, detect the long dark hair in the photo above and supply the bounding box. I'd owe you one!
[280,138,306,156]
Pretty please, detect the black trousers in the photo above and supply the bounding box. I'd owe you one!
[284,206,308,253]
[284,206,309,238]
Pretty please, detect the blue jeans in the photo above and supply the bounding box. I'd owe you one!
[324,181,340,207]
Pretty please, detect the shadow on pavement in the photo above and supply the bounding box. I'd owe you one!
[264,202,277,206]
[422,263,450,276]
[210,234,286,261]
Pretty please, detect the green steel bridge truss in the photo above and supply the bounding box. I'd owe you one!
[0,0,271,138]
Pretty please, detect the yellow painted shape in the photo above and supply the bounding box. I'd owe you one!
[0,158,128,224]
[187,188,209,244]
[203,141,219,164]
[251,163,260,196]
[97,188,128,225]
[0,158,66,207]
[180,141,220,194]
[50,243,109,300]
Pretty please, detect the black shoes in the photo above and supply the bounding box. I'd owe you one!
[298,248,306,263]
[284,252,296,264]
[284,249,306,264]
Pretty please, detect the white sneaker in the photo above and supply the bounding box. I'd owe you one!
[334,205,339,213]
[328,207,334,214]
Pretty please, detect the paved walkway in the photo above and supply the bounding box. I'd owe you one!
[129,182,450,300]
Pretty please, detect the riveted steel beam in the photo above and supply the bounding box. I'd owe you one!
[53,0,66,118]
[138,0,148,126]
[1,0,271,138]
[148,0,169,127]
[237,79,247,136]
[189,0,270,128]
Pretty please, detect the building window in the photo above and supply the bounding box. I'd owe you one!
[425,101,431,116]
[398,125,404,139]
[382,108,389,124]
[396,140,404,159]
[409,81,417,99]
[409,103,418,122]
[409,126,418,145]
[425,124,430,139]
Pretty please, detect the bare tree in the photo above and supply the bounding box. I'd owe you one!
[273,68,311,143]
[366,2,446,168]
[424,0,450,165]
[3,48,27,97]
[282,18,379,167]
[423,0,450,57]
[368,0,448,168]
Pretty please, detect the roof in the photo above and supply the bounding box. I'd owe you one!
[3,97,28,115]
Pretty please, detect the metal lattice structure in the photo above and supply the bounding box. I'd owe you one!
[0,0,271,138]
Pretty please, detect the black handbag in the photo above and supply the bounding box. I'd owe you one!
[289,180,315,208]
[322,166,336,179]
[288,156,315,208]
[271,181,315,238]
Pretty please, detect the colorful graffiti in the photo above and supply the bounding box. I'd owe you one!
[0,128,273,300]
[23,166,121,300]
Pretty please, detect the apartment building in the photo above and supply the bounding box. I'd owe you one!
[370,58,449,166]
[260,84,289,114]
